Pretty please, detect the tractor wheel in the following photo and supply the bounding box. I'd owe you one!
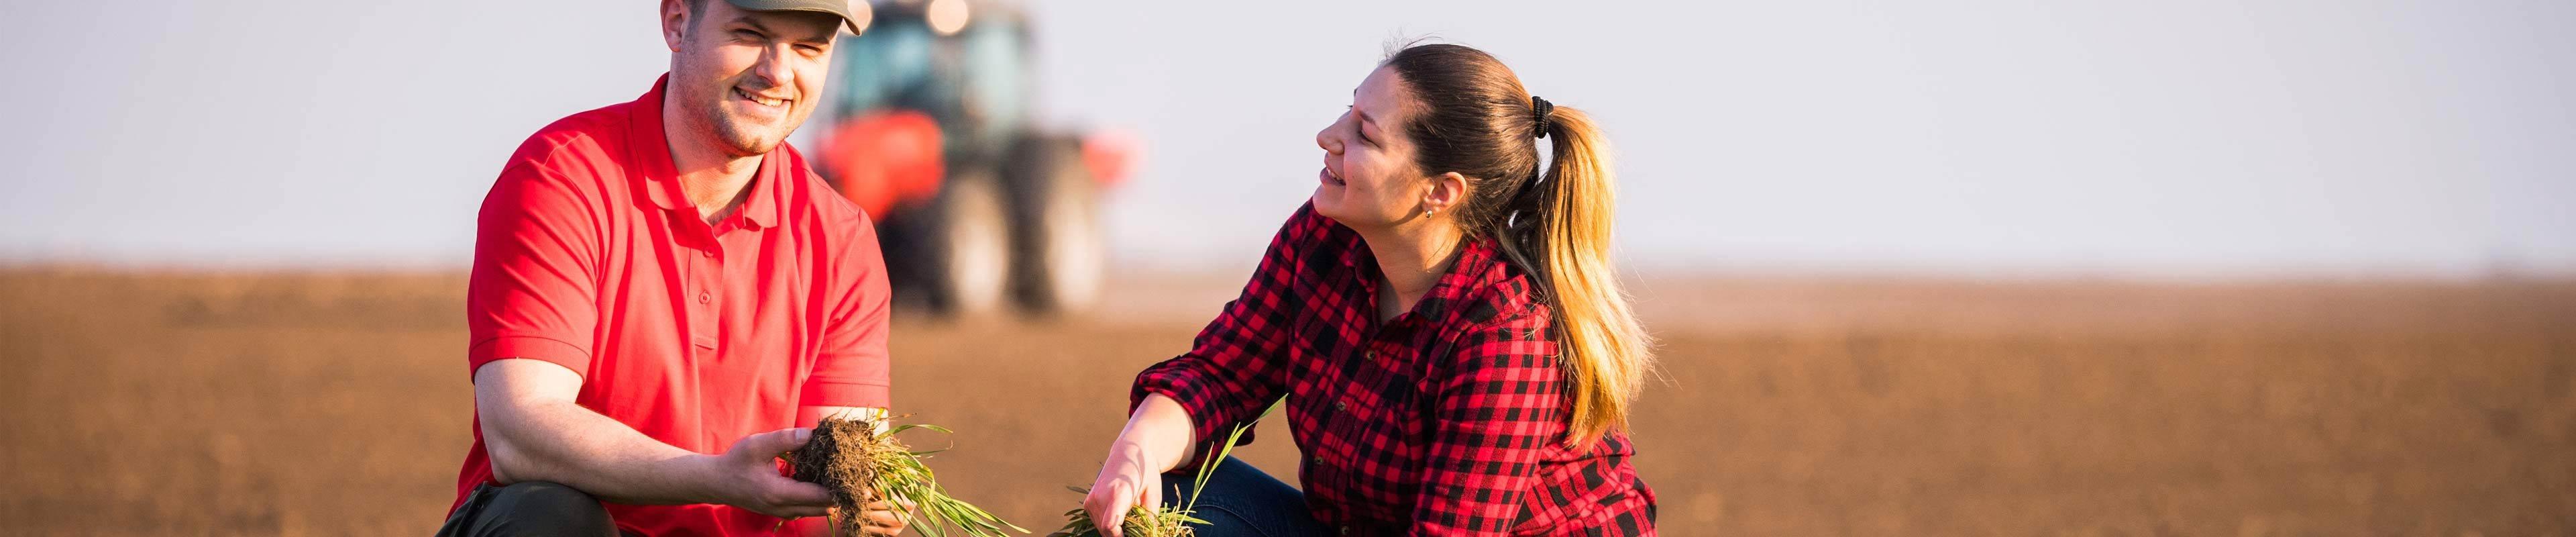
[1006,137,1106,315]
[923,170,1012,318]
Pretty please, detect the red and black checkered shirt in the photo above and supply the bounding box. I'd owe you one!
[1132,203,1657,536]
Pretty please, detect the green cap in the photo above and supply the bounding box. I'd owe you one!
[725,0,869,34]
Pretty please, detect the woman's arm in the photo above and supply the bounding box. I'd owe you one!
[1126,203,1334,458]
[1116,394,1201,474]
[1087,203,1330,536]
[1080,394,1199,537]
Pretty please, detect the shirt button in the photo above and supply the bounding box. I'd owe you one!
[1364,350,1376,359]
[1340,527,1350,535]
[697,291,711,304]
[1312,456,1326,466]
[1335,400,1348,411]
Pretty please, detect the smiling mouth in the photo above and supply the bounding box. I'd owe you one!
[735,87,788,108]
[1322,164,1346,186]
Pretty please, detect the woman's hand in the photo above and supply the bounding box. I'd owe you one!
[1082,437,1162,537]
[1084,394,1199,537]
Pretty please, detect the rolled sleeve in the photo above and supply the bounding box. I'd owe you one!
[1130,329,1279,449]
[1128,203,1329,454]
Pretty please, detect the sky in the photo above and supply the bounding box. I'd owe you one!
[1,0,2570,278]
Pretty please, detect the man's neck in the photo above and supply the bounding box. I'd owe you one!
[662,92,763,224]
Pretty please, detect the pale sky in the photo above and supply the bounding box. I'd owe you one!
[3,0,2571,277]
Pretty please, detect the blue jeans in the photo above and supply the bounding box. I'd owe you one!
[1161,457,1329,537]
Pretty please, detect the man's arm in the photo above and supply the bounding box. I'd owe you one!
[464,156,835,521]
[475,358,833,518]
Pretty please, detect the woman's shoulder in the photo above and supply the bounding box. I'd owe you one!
[1440,240,1552,334]
[1425,244,1563,384]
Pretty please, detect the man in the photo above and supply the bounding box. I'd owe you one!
[437,1,909,535]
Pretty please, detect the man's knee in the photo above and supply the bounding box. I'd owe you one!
[442,481,618,537]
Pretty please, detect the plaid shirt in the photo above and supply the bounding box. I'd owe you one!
[1132,203,1656,536]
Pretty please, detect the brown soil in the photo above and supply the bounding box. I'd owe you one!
[1,268,2570,535]
[792,415,891,537]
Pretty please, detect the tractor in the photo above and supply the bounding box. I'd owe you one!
[804,0,1136,318]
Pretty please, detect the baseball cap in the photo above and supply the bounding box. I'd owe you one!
[725,0,871,34]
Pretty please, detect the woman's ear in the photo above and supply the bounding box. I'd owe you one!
[1424,171,1470,217]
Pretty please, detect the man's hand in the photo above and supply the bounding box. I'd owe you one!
[702,428,835,519]
[854,498,916,536]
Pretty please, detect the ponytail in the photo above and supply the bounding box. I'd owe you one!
[1527,105,1655,448]
[1381,42,1654,450]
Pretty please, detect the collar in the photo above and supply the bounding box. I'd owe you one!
[1339,229,1519,324]
[1417,238,1515,322]
[626,74,782,230]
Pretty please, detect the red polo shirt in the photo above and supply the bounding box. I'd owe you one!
[453,75,893,536]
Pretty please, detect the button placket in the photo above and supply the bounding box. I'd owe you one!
[1344,341,1390,413]
[686,242,722,350]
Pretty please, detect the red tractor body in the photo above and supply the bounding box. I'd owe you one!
[809,0,1134,316]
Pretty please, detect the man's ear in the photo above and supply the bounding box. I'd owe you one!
[1425,171,1470,215]
[660,0,690,52]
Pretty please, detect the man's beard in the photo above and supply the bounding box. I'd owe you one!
[706,103,796,156]
[675,63,804,157]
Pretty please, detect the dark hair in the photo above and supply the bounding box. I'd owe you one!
[1382,42,1654,448]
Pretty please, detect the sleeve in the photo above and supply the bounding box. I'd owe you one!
[1408,314,1569,536]
[802,209,895,409]
[1128,203,1330,454]
[465,162,604,380]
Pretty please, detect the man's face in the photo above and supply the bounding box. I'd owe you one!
[661,0,839,158]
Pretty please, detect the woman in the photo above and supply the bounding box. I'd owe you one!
[1083,42,1657,536]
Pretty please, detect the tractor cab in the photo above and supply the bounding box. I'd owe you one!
[808,0,1134,318]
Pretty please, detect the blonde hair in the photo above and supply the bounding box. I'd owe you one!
[1527,106,1655,446]
[1383,43,1655,448]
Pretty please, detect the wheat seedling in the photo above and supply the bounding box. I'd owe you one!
[1045,406,1267,537]
[789,413,1026,537]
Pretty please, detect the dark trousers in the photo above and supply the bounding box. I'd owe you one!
[436,481,621,537]
[1160,457,1329,537]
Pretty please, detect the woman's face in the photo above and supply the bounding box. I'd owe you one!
[1313,65,1432,229]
